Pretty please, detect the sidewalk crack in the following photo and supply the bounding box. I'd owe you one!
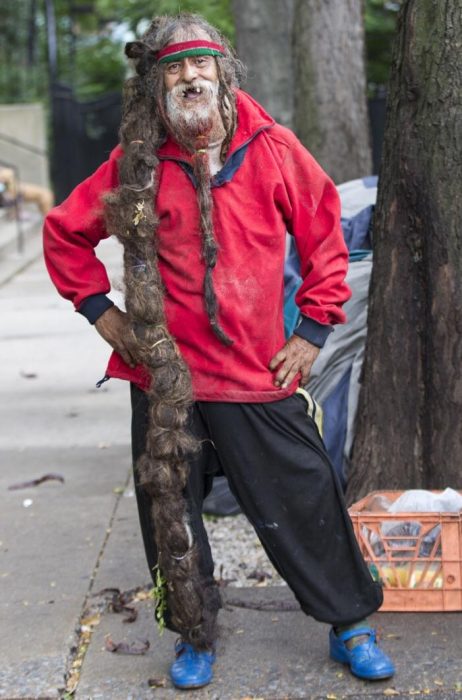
[60,466,132,697]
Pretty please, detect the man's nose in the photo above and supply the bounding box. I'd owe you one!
[181,59,199,82]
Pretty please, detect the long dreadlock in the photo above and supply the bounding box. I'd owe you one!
[103,15,245,648]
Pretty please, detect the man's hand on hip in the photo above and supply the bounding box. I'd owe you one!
[269,335,320,389]
[94,306,137,368]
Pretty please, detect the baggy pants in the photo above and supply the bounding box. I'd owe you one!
[131,384,383,629]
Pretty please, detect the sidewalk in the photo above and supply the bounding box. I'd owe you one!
[1,243,462,700]
[0,207,44,287]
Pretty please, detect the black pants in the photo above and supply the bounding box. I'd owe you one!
[131,384,383,628]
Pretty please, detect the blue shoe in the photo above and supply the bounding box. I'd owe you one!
[329,627,395,680]
[169,639,215,689]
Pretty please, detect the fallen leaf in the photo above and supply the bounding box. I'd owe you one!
[113,486,124,495]
[122,606,138,624]
[9,473,64,490]
[66,670,80,694]
[81,612,101,630]
[383,689,400,696]
[326,694,338,699]
[235,629,244,634]
[104,589,138,622]
[385,633,401,639]
[104,635,150,655]
[434,680,444,686]
[335,671,344,678]
[148,677,167,688]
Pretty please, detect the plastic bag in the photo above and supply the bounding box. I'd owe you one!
[387,488,462,515]
[372,488,462,558]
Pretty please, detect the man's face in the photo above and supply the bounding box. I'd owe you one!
[163,55,220,138]
[163,55,218,100]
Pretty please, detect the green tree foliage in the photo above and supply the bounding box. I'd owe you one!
[365,0,402,90]
[0,1,47,103]
[0,0,232,103]
[96,0,234,38]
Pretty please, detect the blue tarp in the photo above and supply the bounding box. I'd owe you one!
[284,177,377,486]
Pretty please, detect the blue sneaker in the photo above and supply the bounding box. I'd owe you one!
[329,626,395,680]
[169,639,216,689]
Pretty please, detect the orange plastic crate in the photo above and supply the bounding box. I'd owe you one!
[349,490,462,611]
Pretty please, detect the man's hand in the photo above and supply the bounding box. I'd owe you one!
[269,335,320,388]
[94,306,137,368]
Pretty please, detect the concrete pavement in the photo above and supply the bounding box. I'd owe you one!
[1,235,462,699]
[0,206,43,287]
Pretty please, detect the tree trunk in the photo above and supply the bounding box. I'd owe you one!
[293,0,371,183]
[231,0,295,127]
[347,0,462,502]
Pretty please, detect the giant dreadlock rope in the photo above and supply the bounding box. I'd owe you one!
[104,15,245,648]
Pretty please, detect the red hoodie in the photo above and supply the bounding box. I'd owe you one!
[43,90,350,402]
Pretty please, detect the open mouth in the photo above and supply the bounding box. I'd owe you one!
[182,85,204,101]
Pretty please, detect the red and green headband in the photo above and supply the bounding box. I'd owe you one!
[156,40,225,64]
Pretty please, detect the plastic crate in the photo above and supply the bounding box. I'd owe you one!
[349,490,462,611]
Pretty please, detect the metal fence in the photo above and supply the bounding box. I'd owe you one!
[50,83,121,204]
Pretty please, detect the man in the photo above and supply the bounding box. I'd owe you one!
[44,13,395,691]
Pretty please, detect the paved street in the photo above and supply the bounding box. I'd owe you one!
[1,234,462,699]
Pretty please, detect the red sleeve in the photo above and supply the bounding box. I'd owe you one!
[43,146,123,310]
[278,136,351,327]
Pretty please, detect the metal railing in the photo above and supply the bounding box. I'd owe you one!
[0,133,48,254]
[0,159,25,254]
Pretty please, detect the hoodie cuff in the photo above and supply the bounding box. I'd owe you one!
[293,315,333,348]
[77,294,114,324]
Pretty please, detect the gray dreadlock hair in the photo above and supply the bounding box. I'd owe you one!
[103,14,245,648]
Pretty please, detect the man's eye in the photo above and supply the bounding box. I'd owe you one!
[167,63,180,73]
[195,57,209,66]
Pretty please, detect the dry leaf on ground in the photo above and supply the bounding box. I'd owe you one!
[104,635,150,655]
[9,473,64,490]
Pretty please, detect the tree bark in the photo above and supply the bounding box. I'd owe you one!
[348,0,462,502]
[293,0,372,183]
[231,0,295,127]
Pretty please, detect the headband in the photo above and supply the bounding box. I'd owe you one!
[156,40,225,64]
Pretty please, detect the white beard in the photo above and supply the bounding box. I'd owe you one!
[165,79,221,137]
